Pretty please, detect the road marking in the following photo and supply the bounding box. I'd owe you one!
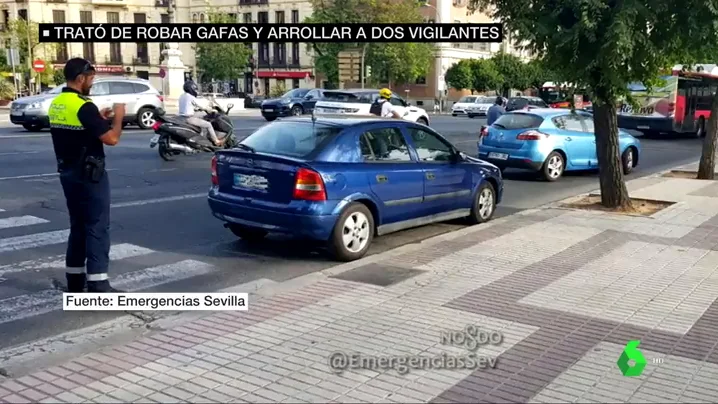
[0,151,41,156]
[0,215,49,230]
[0,243,156,277]
[0,169,118,181]
[0,209,5,212]
[111,193,206,208]
[0,230,69,254]
[0,134,48,139]
[0,259,216,325]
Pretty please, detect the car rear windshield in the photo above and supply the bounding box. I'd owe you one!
[320,91,374,103]
[239,121,342,159]
[508,98,528,107]
[492,113,544,130]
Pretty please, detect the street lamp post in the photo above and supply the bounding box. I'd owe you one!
[421,2,447,112]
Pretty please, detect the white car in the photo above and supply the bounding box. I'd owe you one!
[452,95,483,116]
[314,89,430,126]
[465,96,497,118]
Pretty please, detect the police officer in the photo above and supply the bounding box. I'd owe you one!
[49,58,126,293]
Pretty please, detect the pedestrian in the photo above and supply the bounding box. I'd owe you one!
[48,58,125,293]
[486,96,505,125]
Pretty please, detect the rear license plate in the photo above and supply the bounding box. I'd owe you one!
[234,173,269,190]
[488,152,508,160]
[264,107,274,111]
[637,125,650,129]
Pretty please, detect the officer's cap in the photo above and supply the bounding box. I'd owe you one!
[64,58,96,81]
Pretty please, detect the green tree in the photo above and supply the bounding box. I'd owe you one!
[524,57,556,91]
[490,51,530,97]
[468,0,704,209]
[445,60,473,92]
[306,0,433,87]
[2,19,58,90]
[470,58,501,94]
[194,12,252,82]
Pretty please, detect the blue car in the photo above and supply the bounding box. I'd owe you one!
[261,88,324,121]
[208,117,503,261]
[478,109,641,181]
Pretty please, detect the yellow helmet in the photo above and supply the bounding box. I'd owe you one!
[379,88,392,99]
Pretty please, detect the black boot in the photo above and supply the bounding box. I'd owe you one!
[87,280,125,293]
[65,273,87,293]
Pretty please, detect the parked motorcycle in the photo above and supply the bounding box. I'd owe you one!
[150,99,238,161]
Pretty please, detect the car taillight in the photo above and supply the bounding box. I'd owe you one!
[211,155,218,185]
[293,168,326,201]
[152,121,161,131]
[480,126,488,137]
[516,130,548,140]
[158,95,164,103]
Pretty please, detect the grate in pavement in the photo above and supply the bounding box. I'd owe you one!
[329,263,425,287]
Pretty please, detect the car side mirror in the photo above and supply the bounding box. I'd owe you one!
[305,95,313,100]
[452,150,465,163]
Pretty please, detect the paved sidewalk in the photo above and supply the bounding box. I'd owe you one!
[2,165,718,403]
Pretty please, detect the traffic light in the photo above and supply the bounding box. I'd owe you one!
[365,65,372,78]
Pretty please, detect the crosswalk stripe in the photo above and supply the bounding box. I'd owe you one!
[0,259,216,325]
[0,243,156,277]
[0,215,49,230]
[0,229,69,254]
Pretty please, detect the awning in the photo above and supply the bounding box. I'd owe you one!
[255,71,312,79]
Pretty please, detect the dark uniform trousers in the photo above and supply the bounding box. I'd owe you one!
[60,165,111,292]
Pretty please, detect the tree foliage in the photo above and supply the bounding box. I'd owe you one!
[194,12,252,82]
[468,0,713,209]
[524,57,557,90]
[444,60,473,93]
[489,51,531,96]
[306,0,433,87]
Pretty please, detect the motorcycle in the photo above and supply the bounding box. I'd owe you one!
[149,99,238,161]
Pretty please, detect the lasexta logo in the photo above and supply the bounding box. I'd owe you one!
[617,340,647,376]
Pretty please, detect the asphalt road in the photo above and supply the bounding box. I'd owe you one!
[0,112,705,353]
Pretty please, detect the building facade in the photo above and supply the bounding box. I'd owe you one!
[0,0,316,95]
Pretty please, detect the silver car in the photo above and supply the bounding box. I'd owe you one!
[9,77,165,132]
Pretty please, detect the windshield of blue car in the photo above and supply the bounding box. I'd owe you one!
[240,121,342,159]
[492,113,544,130]
[282,88,309,98]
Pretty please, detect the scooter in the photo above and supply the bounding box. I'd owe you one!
[150,99,238,161]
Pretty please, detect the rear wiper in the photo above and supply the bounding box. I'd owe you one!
[236,144,255,153]
[492,123,507,129]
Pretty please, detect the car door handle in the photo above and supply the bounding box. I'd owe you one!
[566,137,572,141]
[376,175,388,183]
[426,172,435,180]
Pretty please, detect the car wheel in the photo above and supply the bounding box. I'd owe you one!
[264,116,277,122]
[228,224,268,241]
[22,124,43,132]
[622,147,636,175]
[416,117,429,126]
[452,113,457,117]
[329,202,374,262]
[290,105,303,116]
[136,107,156,130]
[541,151,565,181]
[467,181,496,225]
[696,117,706,138]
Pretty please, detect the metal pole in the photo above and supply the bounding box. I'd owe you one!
[10,46,18,97]
[360,43,368,89]
[25,15,34,95]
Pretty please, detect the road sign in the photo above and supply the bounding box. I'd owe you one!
[338,50,362,83]
[32,59,45,73]
[159,68,166,79]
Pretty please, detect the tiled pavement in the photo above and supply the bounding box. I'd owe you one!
[3,169,718,403]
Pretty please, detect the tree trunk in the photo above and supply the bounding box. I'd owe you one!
[696,91,718,179]
[593,102,633,210]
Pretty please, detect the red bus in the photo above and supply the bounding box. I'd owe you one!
[617,64,718,137]
[538,82,592,109]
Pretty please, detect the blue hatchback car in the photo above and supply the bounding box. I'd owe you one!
[208,116,503,261]
[478,109,641,181]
